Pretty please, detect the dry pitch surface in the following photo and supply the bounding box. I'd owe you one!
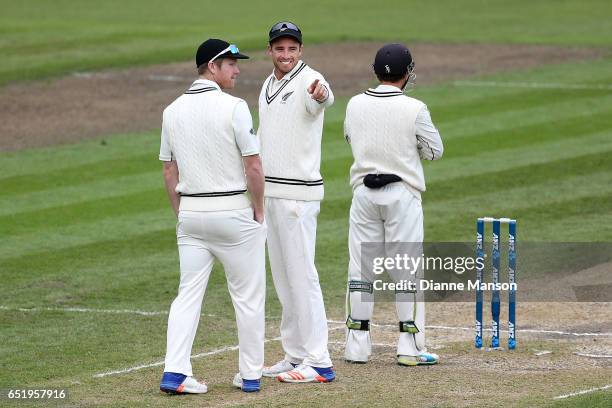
[2,42,611,406]
[74,303,611,407]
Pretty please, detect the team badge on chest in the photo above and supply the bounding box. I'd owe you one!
[280,91,294,104]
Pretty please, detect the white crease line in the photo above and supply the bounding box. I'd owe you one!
[553,384,612,400]
[0,305,219,318]
[93,324,345,378]
[329,340,394,348]
[521,328,612,337]
[4,310,608,338]
[454,80,612,91]
[0,305,169,317]
[574,352,612,359]
[327,320,612,337]
[93,344,243,378]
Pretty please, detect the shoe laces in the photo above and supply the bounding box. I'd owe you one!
[271,359,293,369]
[291,364,312,374]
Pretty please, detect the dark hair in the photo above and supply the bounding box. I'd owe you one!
[375,72,407,83]
[197,59,222,76]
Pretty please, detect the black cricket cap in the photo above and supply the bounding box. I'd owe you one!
[373,43,414,76]
[268,21,302,44]
[195,38,249,68]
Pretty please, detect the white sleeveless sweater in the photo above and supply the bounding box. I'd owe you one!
[161,85,250,211]
[258,62,328,201]
[344,88,427,199]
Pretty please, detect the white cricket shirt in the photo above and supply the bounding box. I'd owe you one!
[258,61,334,201]
[344,84,443,199]
[160,79,259,211]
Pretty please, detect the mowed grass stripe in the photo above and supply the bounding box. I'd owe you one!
[438,93,612,141]
[426,192,612,242]
[0,310,242,385]
[0,243,230,314]
[0,170,161,217]
[0,153,158,197]
[0,132,159,179]
[423,130,612,184]
[425,150,612,202]
[322,130,612,201]
[426,170,612,218]
[1,208,174,259]
[318,170,612,242]
[0,232,280,320]
[431,87,611,124]
[321,95,612,163]
[425,172,612,241]
[0,188,167,236]
[319,190,612,243]
[0,228,175,276]
[532,211,612,241]
[321,119,612,183]
[451,57,612,86]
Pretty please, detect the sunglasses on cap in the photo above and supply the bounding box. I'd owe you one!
[210,44,240,63]
[270,21,301,33]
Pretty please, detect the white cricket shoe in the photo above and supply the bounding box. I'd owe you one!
[160,372,207,394]
[276,364,336,383]
[262,359,298,378]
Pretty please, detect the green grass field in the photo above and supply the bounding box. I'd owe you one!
[2,56,612,406]
[1,1,612,406]
[1,0,612,84]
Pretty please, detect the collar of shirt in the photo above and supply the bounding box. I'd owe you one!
[189,78,221,90]
[374,84,402,92]
[270,60,305,85]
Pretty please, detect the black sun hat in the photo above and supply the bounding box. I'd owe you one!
[196,39,249,67]
[373,43,414,76]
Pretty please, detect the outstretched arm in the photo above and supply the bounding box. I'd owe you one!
[306,77,334,114]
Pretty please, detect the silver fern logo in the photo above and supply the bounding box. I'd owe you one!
[281,91,294,103]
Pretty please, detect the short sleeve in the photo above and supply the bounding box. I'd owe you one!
[233,101,259,156]
[159,113,173,161]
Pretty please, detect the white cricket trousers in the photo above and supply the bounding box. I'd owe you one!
[265,198,332,368]
[345,183,427,359]
[164,207,266,380]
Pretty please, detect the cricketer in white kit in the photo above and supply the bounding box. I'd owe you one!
[343,43,444,366]
[159,39,266,394]
[257,21,336,383]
